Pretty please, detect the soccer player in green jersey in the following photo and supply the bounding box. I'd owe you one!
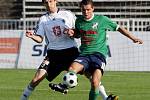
[65,0,143,100]
[50,0,143,100]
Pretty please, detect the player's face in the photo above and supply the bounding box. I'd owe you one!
[81,4,94,20]
[44,0,57,10]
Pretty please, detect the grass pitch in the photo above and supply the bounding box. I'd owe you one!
[0,69,150,100]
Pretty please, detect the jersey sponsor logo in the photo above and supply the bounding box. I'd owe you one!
[79,30,96,45]
[80,30,97,35]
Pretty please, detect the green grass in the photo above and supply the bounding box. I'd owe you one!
[0,69,150,100]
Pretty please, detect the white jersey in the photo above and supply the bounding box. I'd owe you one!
[34,9,77,50]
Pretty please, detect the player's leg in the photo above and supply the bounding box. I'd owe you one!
[49,82,69,94]
[49,62,84,94]
[84,72,108,100]
[89,71,119,100]
[49,47,80,94]
[88,52,118,100]
[98,83,108,100]
[47,67,69,94]
[89,69,102,100]
[49,55,85,93]
[98,76,119,100]
[20,60,49,100]
[20,69,47,100]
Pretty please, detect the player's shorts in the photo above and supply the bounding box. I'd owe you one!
[38,47,79,82]
[74,52,106,75]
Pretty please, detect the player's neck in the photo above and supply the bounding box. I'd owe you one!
[48,7,58,14]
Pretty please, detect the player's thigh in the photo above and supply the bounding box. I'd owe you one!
[69,61,84,73]
[46,63,64,82]
[90,53,106,74]
[92,69,102,84]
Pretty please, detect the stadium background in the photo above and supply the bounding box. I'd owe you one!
[0,0,150,100]
[0,0,150,71]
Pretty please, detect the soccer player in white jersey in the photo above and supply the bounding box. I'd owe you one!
[20,0,79,100]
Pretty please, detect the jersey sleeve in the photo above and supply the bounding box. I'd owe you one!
[103,16,119,31]
[34,17,45,37]
[64,11,76,29]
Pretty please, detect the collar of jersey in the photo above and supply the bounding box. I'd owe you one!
[48,8,60,16]
[84,13,94,21]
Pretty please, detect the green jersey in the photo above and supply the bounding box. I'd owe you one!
[75,15,118,57]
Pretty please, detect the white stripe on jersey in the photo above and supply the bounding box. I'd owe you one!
[35,9,77,50]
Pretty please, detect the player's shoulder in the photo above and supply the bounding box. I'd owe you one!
[39,12,49,20]
[95,14,108,19]
[76,15,84,21]
[58,8,75,16]
[95,15,111,22]
[59,8,72,13]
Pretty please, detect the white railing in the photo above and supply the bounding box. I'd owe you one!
[0,18,150,31]
[0,19,38,30]
[0,19,23,30]
[23,0,150,19]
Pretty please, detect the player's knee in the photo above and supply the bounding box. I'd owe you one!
[68,66,76,72]
[91,79,99,88]
[38,60,49,70]
[69,62,84,73]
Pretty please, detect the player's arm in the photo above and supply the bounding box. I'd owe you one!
[117,26,143,44]
[26,30,43,43]
[65,28,80,38]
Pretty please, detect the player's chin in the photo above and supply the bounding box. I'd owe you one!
[83,15,88,19]
[85,16,91,20]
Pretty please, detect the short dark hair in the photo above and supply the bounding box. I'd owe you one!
[79,0,94,7]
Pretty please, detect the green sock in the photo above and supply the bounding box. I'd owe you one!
[89,88,99,100]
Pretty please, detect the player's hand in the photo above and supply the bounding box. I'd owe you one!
[68,29,75,37]
[133,38,143,44]
[26,30,34,38]
[64,28,75,37]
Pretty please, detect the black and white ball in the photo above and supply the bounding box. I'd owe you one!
[63,72,78,88]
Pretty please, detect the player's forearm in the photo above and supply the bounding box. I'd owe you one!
[31,35,43,43]
[118,26,136,41]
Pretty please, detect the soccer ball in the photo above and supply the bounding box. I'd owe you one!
[63,72,78,88]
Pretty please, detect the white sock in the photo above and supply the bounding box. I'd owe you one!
[21,84,34,100]
[99,84,108,100]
